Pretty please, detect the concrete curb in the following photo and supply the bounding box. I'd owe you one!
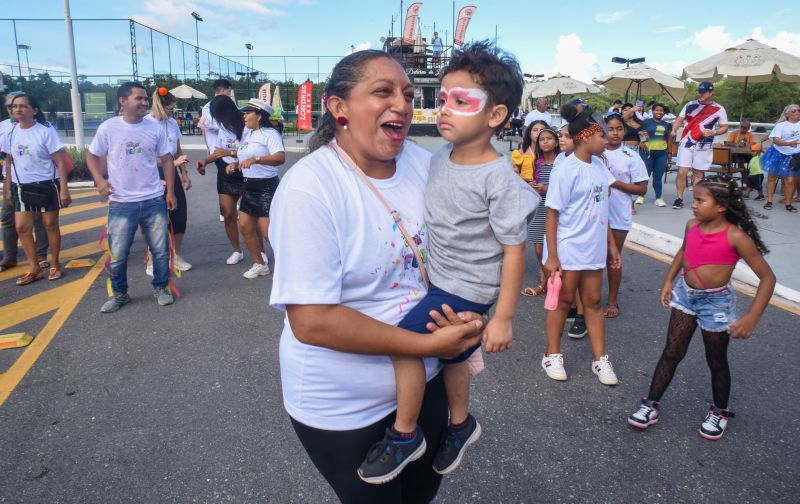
[627,222,800,309]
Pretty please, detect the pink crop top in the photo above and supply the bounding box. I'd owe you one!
[683,223,740,288]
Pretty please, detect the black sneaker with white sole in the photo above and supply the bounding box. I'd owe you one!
[432,414,481,475]
[357,426,426,484]
[567,316,587,338]
[566,306,578,322]
[699,405,734,441]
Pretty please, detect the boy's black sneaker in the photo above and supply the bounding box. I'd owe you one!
[357,425,426,484]
[672,198,684,209]
[567,316,588,339]
[432,414,481,475]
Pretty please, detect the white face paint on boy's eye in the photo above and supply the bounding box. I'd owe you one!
[437,86,489,116]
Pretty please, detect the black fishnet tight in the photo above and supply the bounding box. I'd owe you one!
[647,309,731,408]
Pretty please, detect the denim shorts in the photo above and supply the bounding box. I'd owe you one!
[669,276,738,333]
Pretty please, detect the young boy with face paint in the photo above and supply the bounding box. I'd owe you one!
[357,41,540,484]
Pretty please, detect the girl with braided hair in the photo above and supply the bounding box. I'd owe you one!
[628,175,775,440]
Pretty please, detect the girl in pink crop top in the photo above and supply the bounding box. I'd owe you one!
[628,176,775,441]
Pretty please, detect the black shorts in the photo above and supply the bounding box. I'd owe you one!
[239,177,279,218]
[11,180,61,213]
[215,159,244,196]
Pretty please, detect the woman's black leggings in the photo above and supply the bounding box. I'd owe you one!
[291,373,447,504]
[647,309,732,408]
[169,176,187,235]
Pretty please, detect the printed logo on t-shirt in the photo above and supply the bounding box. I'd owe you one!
[380,222,428,315]
[14,143,31,157]
[125,141,143,155]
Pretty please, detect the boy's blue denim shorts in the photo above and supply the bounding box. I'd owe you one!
[669,276,738,333]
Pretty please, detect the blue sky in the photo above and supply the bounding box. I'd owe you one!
[1,1,798,84]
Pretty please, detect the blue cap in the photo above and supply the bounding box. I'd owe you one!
[569,98,588,106]
[698,82,714,93]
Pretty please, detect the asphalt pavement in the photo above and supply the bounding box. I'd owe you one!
[0,149,797,503]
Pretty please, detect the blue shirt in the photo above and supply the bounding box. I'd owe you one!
[643,118,672,151]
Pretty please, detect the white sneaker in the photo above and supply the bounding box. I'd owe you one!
[173,255,192,272]
[635,196,645,205]
[541,353,567,381]
[261,251,268,264]
[654,198,667,207]
[145,262,153,277]
[592,355,619,385]
[699,406,733,441]
[226,251,244,265]
[243,262,270,279]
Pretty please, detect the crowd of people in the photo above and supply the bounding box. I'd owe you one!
[0,41,793,504]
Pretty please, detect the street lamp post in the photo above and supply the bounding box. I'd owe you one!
[63,0,84,149]
[611,56,645,102]
[17,44,31,76]
[191,12,203,80]
[245,43,253,99]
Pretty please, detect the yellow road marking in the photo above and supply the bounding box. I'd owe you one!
[70,190,99,200]
[0,241,102,282]
[0,256,106,406]
[625,241,800,315]
[0,216,105,253]
[59,201,106,217]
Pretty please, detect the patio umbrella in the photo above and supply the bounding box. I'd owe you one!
[682,38,800,121]
[271,86,284,121]
[524,74,599,107]
[593,63,687,104]
[169,84,207,100]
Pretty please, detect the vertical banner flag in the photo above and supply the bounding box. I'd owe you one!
[402,3,423,44]
[454,5,477,46]
[257,82,271,102]
[297,81,313,131]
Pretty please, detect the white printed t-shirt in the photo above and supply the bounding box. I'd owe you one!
[0,118,14,151]
[144,115,182,156]
[769,121,800,156]
[214,125,240,164]
[524,109,553,127]
[543,154,616,270]
[604,146,649,231]
[89,116,171,203]
[200,101,220,154]
[237,127,284,179]
[269,141,436,430]
[3,122,64,183]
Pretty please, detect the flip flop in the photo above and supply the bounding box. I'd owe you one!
[48,267,62,281]
[604,303,620,318]
[16,270,43,286]
[39,260,51,270]
[521,285,546,297]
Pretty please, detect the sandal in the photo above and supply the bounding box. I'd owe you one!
[48,267,62,281]
[763,202,773,210]
[38,260,50,270]
[604,303,620,319]
[786,205,798,213]
[16,270,43,286]
[521,285,546,297]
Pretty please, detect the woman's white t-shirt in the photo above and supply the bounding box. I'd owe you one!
[144,115,182,157]
[3,122,64,183]
[237,127,284,179]
[769,120,800,155]
[604,146,649,231]
[543,154,617,270]
[269,141,437,430]
[213,125,241,164]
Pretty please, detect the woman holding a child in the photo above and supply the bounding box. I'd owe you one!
[268,50,485,502]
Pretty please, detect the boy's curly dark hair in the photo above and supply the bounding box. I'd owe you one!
[697,176,769,255]
[441,40,524,134]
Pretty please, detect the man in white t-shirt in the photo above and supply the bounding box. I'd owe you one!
[199,79,232,155]
[670,82,729,208]
[86,82,176,313]
[524,97,553,127]
[0,92,49,271]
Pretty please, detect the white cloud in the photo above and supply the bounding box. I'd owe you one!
[679,25,734,52]
[595,11,631,23]
[750,27,800,55]
[655,25,686,34]
[542,33,601,83]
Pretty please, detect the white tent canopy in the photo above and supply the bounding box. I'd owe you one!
[169,84,207,100]
[593,63,687,103]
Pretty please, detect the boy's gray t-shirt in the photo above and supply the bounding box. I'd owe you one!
[425,145,541,304]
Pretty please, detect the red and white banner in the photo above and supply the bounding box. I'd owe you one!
[257,82,271,102]
[454,5,477,46]
[402,2,423,45]
[297,81,313,131]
